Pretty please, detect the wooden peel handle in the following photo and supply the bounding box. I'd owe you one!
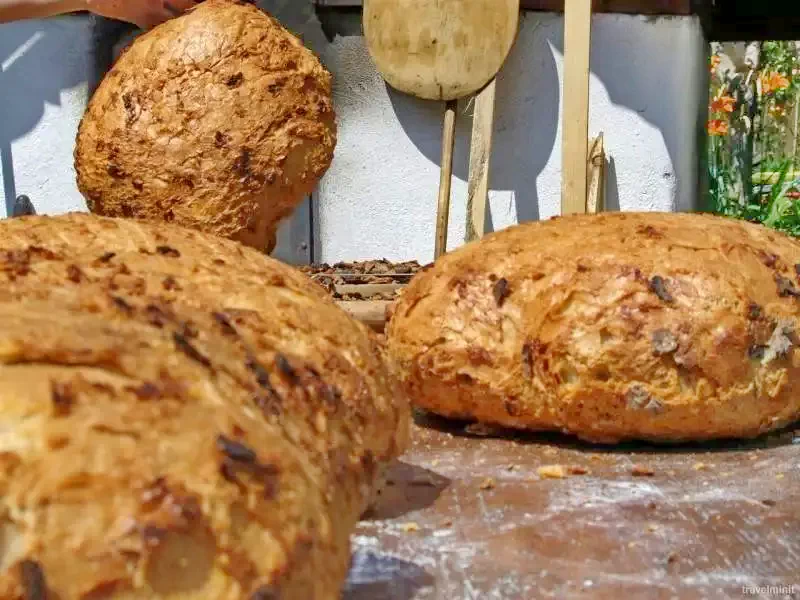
[435,100,458,259]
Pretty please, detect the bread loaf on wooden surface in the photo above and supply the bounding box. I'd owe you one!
[75,0,336,254]
[386,212,800,443]
[0,213,408,599]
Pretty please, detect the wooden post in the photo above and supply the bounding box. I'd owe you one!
[465,79,498,242]
[586,133,605,213]
[561,0,592,215]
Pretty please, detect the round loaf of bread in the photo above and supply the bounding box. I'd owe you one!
[74,0,336,254]
[386,212,800,444]
[0,214,408,598]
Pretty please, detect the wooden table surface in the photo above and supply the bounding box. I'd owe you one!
[344,414,800,600]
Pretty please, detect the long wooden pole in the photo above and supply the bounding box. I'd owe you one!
[561,0,592,214]
[434,100,457,259]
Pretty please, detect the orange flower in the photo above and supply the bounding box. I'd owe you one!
[769,103,787,117]
[710,95,735,113]
[707,119,729,136]
[761,71,790,94]
[710,54,720,73]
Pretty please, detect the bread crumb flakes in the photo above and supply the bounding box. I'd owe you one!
[567,465,590,475]
[479,477,496,490]
[399,522,420,533]
[631,464,655,477]
[538,465,567,479]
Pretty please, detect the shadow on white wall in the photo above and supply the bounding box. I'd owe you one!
[309,8,706,262]
[386,14,706,230]
[384,18,561,227]
[0,20,89,215]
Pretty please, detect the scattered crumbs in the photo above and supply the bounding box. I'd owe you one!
[440,519,453,528]
[693,462,709,471]
[761,499,777,507]
[432,529,452,538]
[720,471,732,477]
[507,464,519,472]
[399,522,420,533]
[647,501,657,510]
[667,470,677,477]
[647,523,659,533]
[479,477,496,490]
[465,423,500,436]
[544,448,558,457]
[776,473,785,480]
[627,541,638,548]
[589,455,603,463]
[667,551,679,565]
[567,465,590,475]
[749,454,759,461]
[537,465,566,479]
[631,464,655,477]
[431,459,440,467]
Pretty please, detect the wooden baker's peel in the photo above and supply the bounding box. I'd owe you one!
[363,0,520,258]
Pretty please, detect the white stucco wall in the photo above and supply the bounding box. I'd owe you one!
[0,16,92,217]
[0,7,707,265]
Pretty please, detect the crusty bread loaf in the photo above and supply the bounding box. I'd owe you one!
[74,0,336,254]
[386,212,800,444]
[0,213,408,599]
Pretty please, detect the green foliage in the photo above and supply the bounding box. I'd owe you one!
[708,41,800,234]
[761,41,800,102]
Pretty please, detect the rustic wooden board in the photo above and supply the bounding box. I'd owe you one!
[344,414,800,599]
[334,283,405,297]
[337,300,391,333]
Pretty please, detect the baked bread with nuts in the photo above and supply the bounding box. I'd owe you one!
[75,0,336,254]
[386,212,800,443]
[0,213,408,599]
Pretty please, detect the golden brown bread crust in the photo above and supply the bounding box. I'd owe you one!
[0,213,409,599]
[74,0,336,254]
[386,212,800,444]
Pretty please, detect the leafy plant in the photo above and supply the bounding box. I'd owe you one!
[708,41,800,234]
